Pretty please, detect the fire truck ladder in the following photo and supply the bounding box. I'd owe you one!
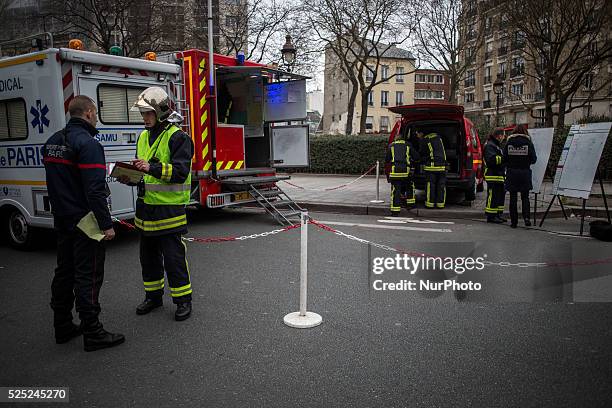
[221,175,304,225]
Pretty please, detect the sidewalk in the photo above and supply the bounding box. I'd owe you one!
[278,173,612,220]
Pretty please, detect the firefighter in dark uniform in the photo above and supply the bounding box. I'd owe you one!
[44,95,125,352]
[503,124,537,228]
[386,133,415,215]
[483,128,507,223]
[417,130,447,208]
[119,87,194,321]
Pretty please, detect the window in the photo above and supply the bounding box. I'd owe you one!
[498,62,507,78]
[584,73,594,90]
[226,16,239,29]
[396,91,404,106]
[98,85,147,124]
[365,116,373,132]
[365,66,374,81]
[380,116,389,132]
[511,83,524,95]
[466,92,475,103]
[381,65,389,81]
[415,90,444,100]
[434,74,443,83]
[0,99,28,140]
[381,91,389,106]
[396,66,404,83]
[368,91,374,106]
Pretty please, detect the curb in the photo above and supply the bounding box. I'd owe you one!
[297,201,595,220]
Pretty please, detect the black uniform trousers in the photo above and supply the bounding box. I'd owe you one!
[485,181,505,218]
[425,171,446,208]
[390,178,414,213]
[51,225,105,327]
[140,232,192,304]
[509,191,530,226]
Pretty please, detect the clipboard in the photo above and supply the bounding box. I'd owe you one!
[110,161,144,184]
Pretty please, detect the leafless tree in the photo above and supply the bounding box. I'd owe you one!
[49,0,166,57]
[310,0,418,134]
[504,0,612,132]
[414,0,485,104]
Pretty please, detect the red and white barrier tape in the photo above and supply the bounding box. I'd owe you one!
[281,164,377,192]
[112,217,136,230]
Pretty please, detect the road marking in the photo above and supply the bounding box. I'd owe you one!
[379,216,454,225]
[318,220,452,233]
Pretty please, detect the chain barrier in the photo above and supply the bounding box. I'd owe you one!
[112,217,136,230]
[280,164,377,192]
[183,223,300,243]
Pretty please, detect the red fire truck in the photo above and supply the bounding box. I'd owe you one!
[159,49,310,225]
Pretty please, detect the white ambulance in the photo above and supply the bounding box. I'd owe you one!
[0,39,181,249]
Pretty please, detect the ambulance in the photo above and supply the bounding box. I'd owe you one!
[0,36,309,249]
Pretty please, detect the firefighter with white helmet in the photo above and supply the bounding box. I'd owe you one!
[118,86,194,321]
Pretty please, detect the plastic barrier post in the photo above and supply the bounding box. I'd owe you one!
[283,211,323,329]
[370,160,384,204]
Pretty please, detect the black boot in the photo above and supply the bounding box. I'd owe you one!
[175,302,192,321]
[136,298,163,315]
[82,320,125,352]
[55,321,82,344]
[524,219,532,227]
[487,216,504,224]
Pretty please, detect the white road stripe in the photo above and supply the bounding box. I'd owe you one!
[318,220,452,233]
[382,216,455,224]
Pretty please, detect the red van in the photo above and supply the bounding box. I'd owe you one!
[386,104,484,201]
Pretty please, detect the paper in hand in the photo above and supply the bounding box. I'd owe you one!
[110,161,144,184]
[77,211,105,241]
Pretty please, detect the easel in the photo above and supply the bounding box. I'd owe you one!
[537,193,568,227]
[539,166,611,235]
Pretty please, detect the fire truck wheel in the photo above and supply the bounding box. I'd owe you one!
[6,209,36,250]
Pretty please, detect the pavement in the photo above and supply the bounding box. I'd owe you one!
[279,173,612,221]
[1,210,611,407]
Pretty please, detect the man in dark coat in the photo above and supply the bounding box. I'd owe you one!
[503,124,537,228]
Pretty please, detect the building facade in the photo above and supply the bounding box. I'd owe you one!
[458,0,612,127]
[323,44,416,134]
[414,69,451,104]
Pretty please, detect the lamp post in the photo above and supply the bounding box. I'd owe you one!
[280,35,296,72]
[493,77,504,126]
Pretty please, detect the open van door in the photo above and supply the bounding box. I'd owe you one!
[271,125,309,167]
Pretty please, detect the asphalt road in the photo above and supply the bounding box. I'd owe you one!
[0,209,611,407]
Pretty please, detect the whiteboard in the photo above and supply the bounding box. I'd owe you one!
[264,80,307,122]
[529,127,554,194]
[553,122,611,199]
[271,125,309,167]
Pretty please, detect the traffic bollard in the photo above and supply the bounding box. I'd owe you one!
[283,211,323,328]
[370,160,384,203]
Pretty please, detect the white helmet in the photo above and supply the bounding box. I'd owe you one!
[131,86,171,121]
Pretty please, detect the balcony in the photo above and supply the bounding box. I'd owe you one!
[464,79,476,87]
[511,41,525,51]
[498,46,508,56]
[510,67,524,78]
[535,92,544,101]
[484,76,492,84]
[483,100,492,108]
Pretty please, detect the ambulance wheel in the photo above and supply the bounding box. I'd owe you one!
[6,209,36,250]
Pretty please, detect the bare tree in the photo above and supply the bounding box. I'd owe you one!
[504,0,612,132]
[49,0,165,57]
[414,0,485,104]
[310,0,417,134]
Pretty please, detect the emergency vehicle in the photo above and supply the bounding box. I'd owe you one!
[386,104,484,201]
[0,36,309,249]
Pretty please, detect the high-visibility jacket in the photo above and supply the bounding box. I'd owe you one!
[421,133,447,172]
[386,140,412,179]
[483,137,505,183]
[136,124,191,206]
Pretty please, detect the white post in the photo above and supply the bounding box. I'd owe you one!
[370,160,384,203]
[283,211,322,328]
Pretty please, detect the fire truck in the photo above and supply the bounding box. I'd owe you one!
[0,34,309,249]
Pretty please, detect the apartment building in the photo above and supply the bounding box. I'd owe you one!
[458,0,612,127]
[414,69,451,104]
[323,44,416,134]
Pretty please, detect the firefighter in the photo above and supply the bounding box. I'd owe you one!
[44,95,125,352]
[483,128,507,223]
[503,124,537,228]
[386,132,414,215]
[417,129,447,209]
[119,87,194,321]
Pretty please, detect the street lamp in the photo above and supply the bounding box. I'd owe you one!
[493,77,504,126]
[281,35,296,71]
